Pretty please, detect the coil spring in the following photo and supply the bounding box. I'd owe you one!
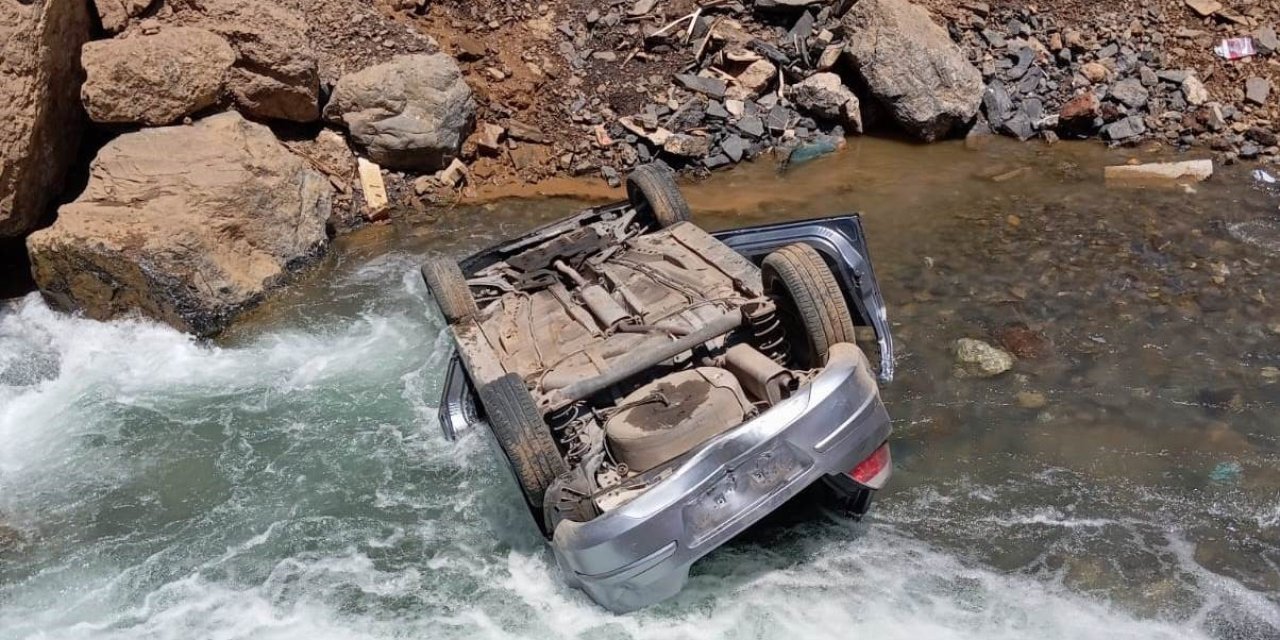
[746,302,790,365]
[548,402,591,464]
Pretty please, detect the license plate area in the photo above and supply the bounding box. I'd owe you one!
[684,442,810,547]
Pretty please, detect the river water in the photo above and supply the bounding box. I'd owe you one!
[2,139,1278,639]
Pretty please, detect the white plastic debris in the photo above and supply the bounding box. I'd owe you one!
[1214,37,1256,60]
[1253,169,1277,185]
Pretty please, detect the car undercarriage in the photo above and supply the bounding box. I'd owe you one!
[424,163,894,611]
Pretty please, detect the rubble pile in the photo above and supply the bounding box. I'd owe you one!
[943,0,1279,161]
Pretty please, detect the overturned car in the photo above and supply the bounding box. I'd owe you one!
[423,164,895,612]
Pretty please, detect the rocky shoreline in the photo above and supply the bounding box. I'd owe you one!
[0,0,1276,335]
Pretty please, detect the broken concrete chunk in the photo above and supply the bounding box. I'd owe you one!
[356,157,389,215]
[1105,159,1214,185]
[436,158,469,189]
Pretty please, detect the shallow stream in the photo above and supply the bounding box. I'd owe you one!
[2,138,1279,639]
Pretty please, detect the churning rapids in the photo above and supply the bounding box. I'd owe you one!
[3,138,1279,639]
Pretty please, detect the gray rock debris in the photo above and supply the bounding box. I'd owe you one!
[1110,79,1149,109]
[675,73,727,99]
[1245,77,1271,106]
[1104,115,1146,141]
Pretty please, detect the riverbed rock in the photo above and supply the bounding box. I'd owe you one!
[953,338,1015,378]
[93,0,154,33]
[0,0,91,238]
[26,112,333,336]
[324,53,476,171]
[792,73,863,133]
[80,28,235,125]
[842,0,984,141]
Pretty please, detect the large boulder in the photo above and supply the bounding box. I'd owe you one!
[324,53,475,171]
[0,0,91,238]
[26,112,333,335]
[841,0,984,141]
[80,28,236,126]
[186,0,322,122]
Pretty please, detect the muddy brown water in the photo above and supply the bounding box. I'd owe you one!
[2,137,1278,638]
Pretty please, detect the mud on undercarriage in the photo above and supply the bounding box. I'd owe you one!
[424,163,894,612]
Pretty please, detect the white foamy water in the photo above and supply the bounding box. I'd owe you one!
[1,243,1276,640]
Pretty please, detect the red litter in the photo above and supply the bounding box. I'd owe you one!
[1214,37,1257,60]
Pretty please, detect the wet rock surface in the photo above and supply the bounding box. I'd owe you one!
[953,338,1015,377]
[26,113,333,335]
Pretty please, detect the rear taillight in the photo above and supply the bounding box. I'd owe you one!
[847,442,892,490]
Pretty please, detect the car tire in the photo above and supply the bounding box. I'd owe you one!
[421,255,478,324]
[626,163,691,229]
[476,373,569,531]
[762,243,857,367]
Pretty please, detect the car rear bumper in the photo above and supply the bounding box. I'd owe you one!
[549,342,892,613]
